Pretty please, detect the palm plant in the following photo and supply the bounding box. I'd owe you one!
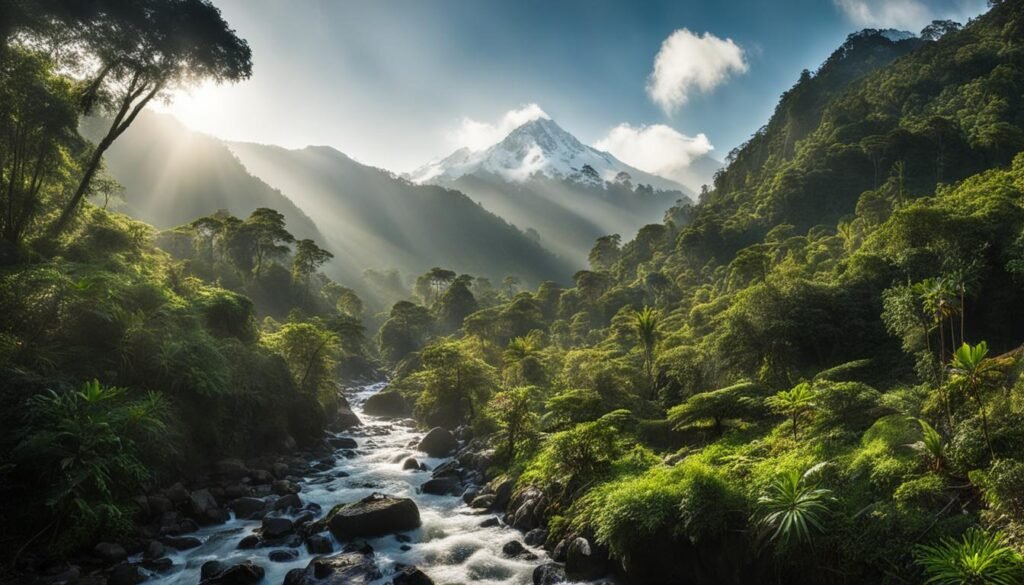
[949,341,1012,459]
[766,382,817,439]
[907,418,946,473]
[634,306,660,398]
[755,468,834,547]
[914,528,1022,585]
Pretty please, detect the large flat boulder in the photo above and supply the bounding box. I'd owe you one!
[283,551,381,585]
[417,427,457,457]
[327,493,420,541]
[363,390,411,418]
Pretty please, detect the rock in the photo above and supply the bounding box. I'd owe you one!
[566,537,609,581]
[148,495,173,516]
[160,535,202,550]
[190,488,217,513]
[143,540,165,559]
[273,479,301,495]
[491,478,515,510]
[479,516,500,528]
[272,462,290,479]
[417,428,457,457]
[92,542,127,564]
[363,390,411,418]
[270,549,300,562]
[502,540,527,557]
[461,488,479,504]
[107,564,145,585]
[333,405,362,431]
[274,493,303,511]
[281,435,298,452]
[42,565,80,585]
[419,477,461,496]
[391,565,435,585]
[329,437,358,449]
[142,557,174,573]
[327,493,421,541]
[469,495,496,509]
[200,560,265,585]
[237,535,260,549]
[524,528,548,546]
[283,551,381,585]
[165,482,189,503]
[251,469,274,484]
[201,561,225,581]
[230,497,266,520]
[402,458,421,471]
[552,539,568,562]
[533,563,567,585]
[262,515,295,538]
[214,458,248,479]
[306,534,334,554]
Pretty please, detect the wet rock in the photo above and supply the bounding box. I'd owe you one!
[391,565,435,585]
[462,488,479,504]
[262,516,295,538]
[230,496,266,520]
[533,563,568,585]
[160,535,202,550]
[402,458,420,471]
[214,458,248,479]
[333,405,362,431]
[306,534,334,554]
[525,529,548,546]
[93,542,127,564]
[491,478,515,510]
[142,557,174,573]
[274,493,303,511]
[270,549,300,562]
[469,495,495,509]
[143,540,165,559]
[419,477,461,496]
[566,537,609,581]
[329,437,358,449]
[417,428,457,457]
[363,390,411,418]
[224,483,248,499]
[200,560,265,585]
[148,495,173,516]
[479,516,501,528]
[237,535,260,549]
[165,482,189,503]
[327,493,421,541]
[272,462,290,479]
[107,563,145,585]
[272,479,301,495]
[502,540,527,557]
[201,561,225,581]
[283,551,381,585]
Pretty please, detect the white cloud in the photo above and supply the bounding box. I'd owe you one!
[594,123,714,183]
[449,103,549,151]
[647,29,748,115]
[833,0,987,30]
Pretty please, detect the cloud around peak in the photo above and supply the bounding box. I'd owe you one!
[594,123,714,186]
[449,103,549,152]
[833,0,987,31]
[647,29,748,115]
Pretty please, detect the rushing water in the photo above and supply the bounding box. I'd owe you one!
[142,382,546,585]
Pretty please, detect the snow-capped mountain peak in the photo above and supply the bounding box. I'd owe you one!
[408,118,688,192]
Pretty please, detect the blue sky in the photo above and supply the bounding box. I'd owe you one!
[161,0,988,175]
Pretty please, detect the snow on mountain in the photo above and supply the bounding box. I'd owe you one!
[409,118,690,194]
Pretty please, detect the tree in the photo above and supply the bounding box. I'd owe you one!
[589,234,622,271]
[378,301,434,364]
[920,20,962,41]
[411,341,495,427]
[502,275,521,298]
[437,274,478,333]
[262,321,339,400]
[634,307,660,398]
[416,267,456,305]
[291,239,333,284]
[0,48,80,246]
[48,0,252,234]
[488,386,538,462]
[246,208,295,277]
[949,341,1013,459]
[669,381,761,437]
[503,330,546,387]
[766,382,817,439]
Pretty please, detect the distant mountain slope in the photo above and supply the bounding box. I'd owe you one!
[81,113,324,242]
[409,118,689,264]
[226,142,575,287]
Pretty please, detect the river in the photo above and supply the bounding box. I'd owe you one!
[142,382,546,584]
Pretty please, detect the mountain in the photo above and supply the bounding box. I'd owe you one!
[225,141,575,289]
[80,113,324,243]
[409,118,690,264]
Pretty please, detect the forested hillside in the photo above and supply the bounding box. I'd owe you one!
[380,4,1024,583]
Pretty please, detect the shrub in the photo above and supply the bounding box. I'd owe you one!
[914,528,1022,585]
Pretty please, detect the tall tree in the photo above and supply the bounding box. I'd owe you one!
[246,208,294,277]
[291,239,333,284]
[634,306,661,398]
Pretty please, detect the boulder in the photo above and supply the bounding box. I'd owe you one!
[190,488,223,523]
[165,482,189,503]
[92,542,127,564]
[417,428,457,457]
[147,495,173,516]
[306,533,334,554]
[533,563,567,585]
[524,529,548,546]
[270,549,300,562]
[333,405,362,431]
[327,493,421,541]
[143,540,165,559]
[160,535,202,550]
[200,560,265,585]
[329,437,358,449]
[391,565,435,585]
[479,517,501,528]
[566,537,609,581]
[107,564,145,585]
[262,516,295,538]
[274,493,303,511]
[283,551,381,585]
[461,488,479,504]
[230,497,267,520]
[419,478,461,496]
[142,557,174,573]
[469,495,495,509]
[502,540,527,557]
[491,478,515,510]
[363,390,411,418]
[214,458,248,479]
[273,479,301,495]
[402,458,421,471]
